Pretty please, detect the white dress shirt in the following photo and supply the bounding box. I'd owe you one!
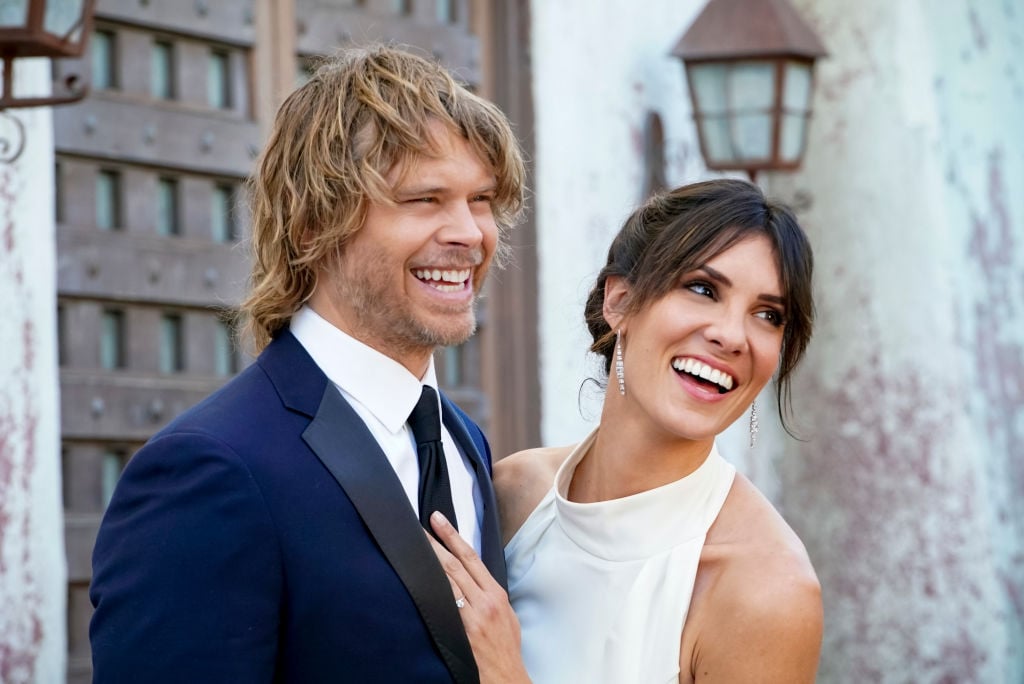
[290,305,483,552]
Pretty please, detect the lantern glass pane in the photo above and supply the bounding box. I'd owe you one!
[699,116,732,164]
[732,113,772,161]
[780,62,813,162]
[0,0,27,27]
[688,64,728,114]
[727,62,774,111]
[45,0,85,38]
[780,113,807,162]
[783,61,812,111]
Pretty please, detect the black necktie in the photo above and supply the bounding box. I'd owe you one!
[408,386,458,533]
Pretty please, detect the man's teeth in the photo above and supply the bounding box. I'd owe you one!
[670,357,734,392]
[414,268,470,292]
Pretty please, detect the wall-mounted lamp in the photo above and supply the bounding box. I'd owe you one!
[671,0,826,182]
[0,0,96,160]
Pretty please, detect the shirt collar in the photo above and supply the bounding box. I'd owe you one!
[290,305,439,434]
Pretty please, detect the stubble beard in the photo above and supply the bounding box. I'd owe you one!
[334,252,483,361]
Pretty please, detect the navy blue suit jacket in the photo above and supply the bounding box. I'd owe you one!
[90,332,505,683]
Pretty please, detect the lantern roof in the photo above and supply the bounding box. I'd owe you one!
[672,0,827,61]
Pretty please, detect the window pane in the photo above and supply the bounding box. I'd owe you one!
[96,170,120,230]
[295,58,315,88]
[151,40,174,99]
[101,449,127,508]
[211,184,236,243]
[442,345,462,386]
[214,320,237,377]
[159,314,184,374]
[55,161,64,223]
[436,0,455,23]
[207,51,231,109]
[156,177,179,236]
[57,304,67,367]
[91,30,115,90]
[100,309,124,370]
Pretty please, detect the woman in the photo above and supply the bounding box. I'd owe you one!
[430,179,823,683]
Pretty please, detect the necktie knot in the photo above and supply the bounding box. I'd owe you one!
[408,386,442,445]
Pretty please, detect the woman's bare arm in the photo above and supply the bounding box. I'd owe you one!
[494,447,567,545]
[693,561,822,682]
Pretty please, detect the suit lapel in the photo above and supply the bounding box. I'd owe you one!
[302,384,479,684]
[441,398,508,589]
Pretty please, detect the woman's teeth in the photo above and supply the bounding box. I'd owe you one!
[671,357,734,393]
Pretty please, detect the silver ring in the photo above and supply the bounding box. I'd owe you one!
[455,597,466,609]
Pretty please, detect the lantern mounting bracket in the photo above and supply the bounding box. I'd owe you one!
[0,53,89,110]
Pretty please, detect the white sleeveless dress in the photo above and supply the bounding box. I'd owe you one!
[504,428,736,684]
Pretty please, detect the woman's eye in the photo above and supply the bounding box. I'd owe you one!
[686,282,716,299]
[756,310,786,327]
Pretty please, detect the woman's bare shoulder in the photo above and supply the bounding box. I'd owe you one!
[493,445,572,544]
[685,474,823,682]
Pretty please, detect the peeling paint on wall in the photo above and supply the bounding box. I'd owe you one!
[771,0,1024,680]
[0,60,66,682]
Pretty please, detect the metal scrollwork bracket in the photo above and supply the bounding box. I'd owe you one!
[0,109,25,163]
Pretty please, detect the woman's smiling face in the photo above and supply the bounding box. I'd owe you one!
[607,233,786,443]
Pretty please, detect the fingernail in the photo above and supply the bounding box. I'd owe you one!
[431,511,448,526]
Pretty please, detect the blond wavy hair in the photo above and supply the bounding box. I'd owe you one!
[240,44,527,352]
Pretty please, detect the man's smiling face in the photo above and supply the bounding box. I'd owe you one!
[310,122,499,375]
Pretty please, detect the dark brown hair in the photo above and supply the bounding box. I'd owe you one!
[241,44,526,351]
[584,179,815,430]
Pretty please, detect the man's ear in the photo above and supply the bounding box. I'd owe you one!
[603,276,630,331]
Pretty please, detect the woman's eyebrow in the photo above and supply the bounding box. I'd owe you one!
[700,264,785,305]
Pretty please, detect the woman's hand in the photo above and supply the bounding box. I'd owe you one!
[427,512,532,684]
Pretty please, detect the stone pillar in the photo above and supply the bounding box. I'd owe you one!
[0,59,66,683]
[762,1,1024,680]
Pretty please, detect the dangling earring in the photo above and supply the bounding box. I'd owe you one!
[749,400,759,448]
[615,329,626,396]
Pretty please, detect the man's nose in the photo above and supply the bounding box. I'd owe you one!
[438,201,485,247]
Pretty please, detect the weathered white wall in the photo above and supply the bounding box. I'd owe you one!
[531,0,712,446]
[768,0,1024,680]
[0,59,67,683]
[530,0,1024,681]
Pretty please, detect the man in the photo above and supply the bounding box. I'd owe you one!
[89,45,525,682]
